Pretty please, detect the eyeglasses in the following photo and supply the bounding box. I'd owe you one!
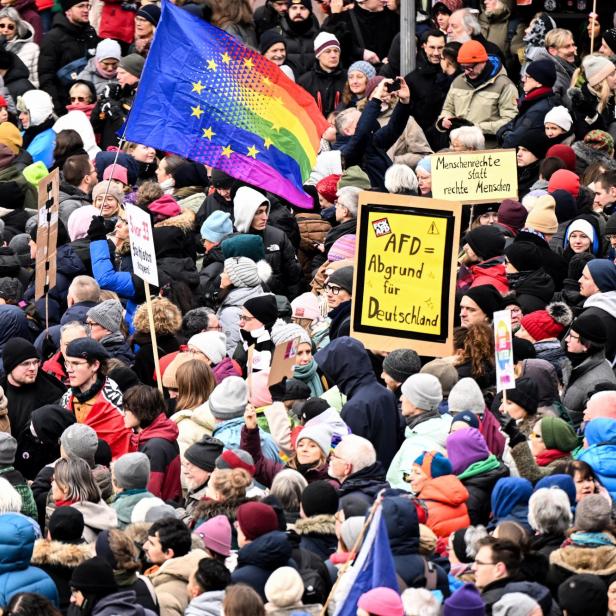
[0,23,15,30]
[70,96,89,103]
[65,359,89,369]
[325,284,343,295]
[567,332,581,341]
[330,452,349,464]
[18,359,40,369]
[473,559,496,566]
[461,63,479,72]
[239,314,256,322]
[85,320,100,327]
[207,325,223,332]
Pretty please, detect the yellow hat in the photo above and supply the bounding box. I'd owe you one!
[0,121,22,155]
[525,194,558,234]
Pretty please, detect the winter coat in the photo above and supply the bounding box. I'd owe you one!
[6,22,39,87]
[510,441,571,484]
[276,15,319,77]
[337,462,390,509]
[69,500,118,543]
[76,57,117,96]
[232,531,295,600]
[294,514,337,560]
[3,54,34,101]
[296,213,331,278]
[185,590,225,616]
[38,13,98,112]
[527,47,575,108]
[135,413,181,502]
[58,185,91,227]
[328,301,351,341]
[459,458,509,526]
[581,291,616,363]
[112,490,156,529]
[467,257,508,294]
[297,61,346,118]
[568,82,616,140]
[171,401,215,462]
[31,538,92,613]
[315,337,401,469]
[514,230,567,289]
[213,416,281,462]
[578,419,616,500]
[438,56,518,139]
[132,332,182,389]
[0,513,59,607]
[386,414,452,491]
[99,0,136,44]
[92,590,157,616]
[418,475,470,538]
[507,268,555,313]
[100,332,134,366]
[61,377,133,460]
[478,4,515,56]
[387,115,434,169]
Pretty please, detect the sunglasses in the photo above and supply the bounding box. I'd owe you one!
[0,23,15,30]
[70,96,89,103]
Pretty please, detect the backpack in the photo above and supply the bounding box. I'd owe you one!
[297,549,329,605]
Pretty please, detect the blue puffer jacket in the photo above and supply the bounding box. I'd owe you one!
[26,128,55,169]
[0,513,59,606]
[578,418,616,499]
[212,417,282,463]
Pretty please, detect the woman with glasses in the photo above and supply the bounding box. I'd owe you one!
[0,7,39,86]
[64,80,96,117]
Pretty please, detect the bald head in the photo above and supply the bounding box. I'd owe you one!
[584,390,616,422]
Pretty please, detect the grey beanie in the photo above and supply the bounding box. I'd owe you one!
[271,322,311,346]
[119,53,145,78]
[224,256,262,288]
[0,432,17,465]
[493,592,540,616]
[382,349,421,384]
[575,494,612,532]
[448,377,486,415]
[87,299,123,333]
[340,516,364,551]
[327,266,354,294]
[113,452,150,490]
[209,376,248,420]
[401,373,443,411]
[60,424,99,465]
[145,504,179,523]
[296,424,333,457]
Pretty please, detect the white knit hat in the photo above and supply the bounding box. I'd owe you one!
[95,38,122,61]
[271,321,311,346]
[18,90,53,126]
[314,32,340,57]
[544,105,572,132]
[448,377,485,416]
[265,567,304,607]
[188,331,227,364]
[583,54,616,87]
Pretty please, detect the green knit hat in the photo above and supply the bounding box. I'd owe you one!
[338,165,371,190]
[540,417,577,452]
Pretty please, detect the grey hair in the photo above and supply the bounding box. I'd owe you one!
[335,186,361,218]
[450,126,485,150]
[270,468,308,512]
[53,457,101,503]
[453,8,481,35]
[384,164,419,194]
[464,525,488,559]
[401,588,440,616]
[182,307,215,338]
[335,108,359,134]
[336,434,376,474]
[0,7,30,40]
[60,321,90,338]
[528,488,572,535]
[0,477,22,513]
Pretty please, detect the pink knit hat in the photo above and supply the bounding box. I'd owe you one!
[291,292,321,322]
[357,588,404,616]
[328,234,356,262]
[194,515,232,557]
[247,370,273,407]
[103,164,128,184]
[67,205,99,241]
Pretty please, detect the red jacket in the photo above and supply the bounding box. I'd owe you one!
[469,259,508,294]
[99,0,136,44]
[419,475,470,538]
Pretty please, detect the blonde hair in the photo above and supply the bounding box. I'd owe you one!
[210,468,252,501]
[175,359,216,411]
[133,296,182,335]
[545,28,572,51]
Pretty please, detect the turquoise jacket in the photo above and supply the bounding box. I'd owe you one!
[213,417,282,463]
[25,128,55,169]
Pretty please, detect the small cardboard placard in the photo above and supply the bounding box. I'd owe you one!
[268,338,300,387]
[35,169,60,300]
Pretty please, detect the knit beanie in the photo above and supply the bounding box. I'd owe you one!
[48,506,84,543]
[0,121,22,155]
[87,299,123,333]
[546,143,576,172]
[0,432,16,465]
[520,302,572,341]
[451,410,480,429]
[259,29,285,54]
[518,129,551,160]
[446,427,490,475]
[221,235,265,261]
[420,358,459,397]
[161,353,191,389]
[544,105,572,132]
[526,59,557,87]
[401,373,443,412]
[504,241,542,272]
[348,60,376,81]
[571,311,607,345]
[195,515,232,556]
[208,376,248,420]
[558,574,608,616]
[338,164,371,190]
[71,557,118,597]
[103,164,128,184]
[291,292,322,322]
[582,53,616,87]
[224,256,271,288]
[68,205,98,241]
[584,129,614,157]
[507,378,539,416]
[236,501,279,540]
[297,424,333,457]
[327,265,354,294]
[2,337,38,375]
[328,234,356,262]
[185,436,224,472]
[265,567,304,608]
[413,451,452,479]
[606,213,616,236]
[95,39,122,62]
[551,189,577,223]
[548,169,580,198]
[188,331,227,364]
[382,349,421,384]
[137,4,161,25]
[113,452,150,490]
[314,32,340,57]
[466,225,505,261]
[298,397,330,422]
[60,423,99,466]
[301,479,339,516]
[357,587,404,616]
[497,199,527,230]
[462,284,503,317]
[525,195,558,234]
[493,593,540,616]
[243,294,278,329]
[457,40,488,63]
[316,174,341,204]
[575,494,611,531]
[443,583,486,616]
[540,416,577,452]
[200,211,233,243]
[271,321,311,346]
[564,217,598,253]
[215,449,256,475]
[587,259,616,292]
[448,378,485,415]
[119,54,145,79]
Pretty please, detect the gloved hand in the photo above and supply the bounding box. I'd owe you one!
[268,377,288,402]
[502,417,527,448]
[87,215,108,242]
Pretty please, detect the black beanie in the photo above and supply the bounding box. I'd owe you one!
[185,436,224,472]
[463,284,503,318]
[259,29,286,55]
[2,337,38,375]
[507,377,539,415]
[526,59,557,88]
[300,397,330,422]
[571,312,607,346]
[512,337,536,363]
[70,557,118,597]
[606,213,616,236]
[451,528,473,563]
[567,253,594,281]
[518,130,551,160]
[466,225,505,260]
[288,0,312,12]
[505,241,542,272]
[107,366,141,393]
[282,378,311,402]
[301,480,339,517]
[48,506,84,543]
[551,189,577,223]
[210,168,234,189]
[243,294,279,330]
[0,180,25,208]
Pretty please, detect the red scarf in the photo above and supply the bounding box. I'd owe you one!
[536,449,569,466]
[55,498,77,507]
[65,102,96,119]
[518,86,552,108]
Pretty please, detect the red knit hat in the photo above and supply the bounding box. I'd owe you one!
[497,199,527,230]
[520,302,572,341]
[316,174,340,204]
[546,144,576,172]
[236,502,279,540]
[457,40,488,64]
[547,169,580,198]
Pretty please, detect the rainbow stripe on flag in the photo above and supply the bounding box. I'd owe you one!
[124,0,330,208]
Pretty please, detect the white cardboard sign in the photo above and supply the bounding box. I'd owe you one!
[126,203,158,287]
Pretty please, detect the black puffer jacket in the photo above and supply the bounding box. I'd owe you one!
[277,15,319,77]
[337,462,390,509]
[508,268,555,313]
[3,53,35,101]
[461,462,510,526]
[298,61,346,118]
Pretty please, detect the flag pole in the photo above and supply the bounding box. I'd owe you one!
[590,0,598,53]
[143,281,163,394]
[319,497,383,616]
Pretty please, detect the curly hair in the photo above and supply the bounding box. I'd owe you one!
[210,468,252,501]
[136,180,164,209]
[133,296,182,335]
[456,322,494,377]
[107,529,141,572]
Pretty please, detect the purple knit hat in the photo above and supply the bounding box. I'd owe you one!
[328,234,356,262]
[446,427,490,475]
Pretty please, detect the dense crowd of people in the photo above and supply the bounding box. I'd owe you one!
[1,0,616,615]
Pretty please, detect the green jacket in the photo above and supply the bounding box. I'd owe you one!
[112,489,156,528]
[0,466,37,520]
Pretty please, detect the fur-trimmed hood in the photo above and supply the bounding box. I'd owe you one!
[294,514,336,536]
[31,539,93,568]
[190,496,256,527]
[572,139,616,171]
[550,539,616,576]
[154,208,195,232]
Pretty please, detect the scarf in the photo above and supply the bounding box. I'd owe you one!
[71,373,105,404]
[535,448,569,466]
[65,102,96,119]
[160,177,175,195]
[570,531,616,547]
[55,498,77,507]
[405,408,441,430]
[518,86,552,110]
[566,349,592,368]
[458,454,501,480]
[95,59,118,80]
[293,359,324,397]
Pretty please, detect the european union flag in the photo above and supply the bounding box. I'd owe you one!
[124,0,329,209]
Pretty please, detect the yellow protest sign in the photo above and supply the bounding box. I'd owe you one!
[431,149,518,204]
[351,193,461,356]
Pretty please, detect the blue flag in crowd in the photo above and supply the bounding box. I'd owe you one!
[334,505,399,616]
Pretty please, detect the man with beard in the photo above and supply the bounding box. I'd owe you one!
[1,338,66,438]
[447,8,505,66]
[276,0,320,78]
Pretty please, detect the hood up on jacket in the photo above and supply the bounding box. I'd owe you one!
[491,477,533,519]
[446,428,491,475]
[138,412,179,444]
[236,530,292,570]
[381,494,419,555]
[233,186,270,234]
